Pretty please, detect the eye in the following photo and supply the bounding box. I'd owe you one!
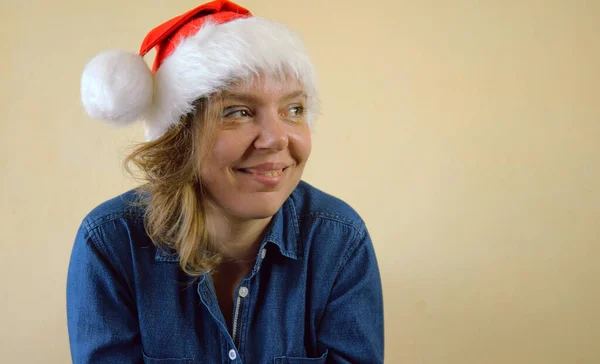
[222,107,252,119]
[288,106,305,116]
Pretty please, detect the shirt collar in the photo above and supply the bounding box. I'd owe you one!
[155,196,300,262]
[260,196,300,260]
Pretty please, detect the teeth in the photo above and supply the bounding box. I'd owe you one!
[262,170,282,177]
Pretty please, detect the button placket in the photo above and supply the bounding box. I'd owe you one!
[228,349,237,360]
[231,284,250,352]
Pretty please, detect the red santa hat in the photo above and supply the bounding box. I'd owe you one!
[80,0,318,141]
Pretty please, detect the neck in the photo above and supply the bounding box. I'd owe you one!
[206,206,272,262]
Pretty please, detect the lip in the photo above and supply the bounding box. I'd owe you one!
[238,162,289,172]
[236,163,291,186]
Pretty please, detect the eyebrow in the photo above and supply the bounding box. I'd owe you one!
[222,90,307,104]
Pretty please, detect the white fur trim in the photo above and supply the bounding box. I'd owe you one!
[81,50,153,124]
[145,17,319,141]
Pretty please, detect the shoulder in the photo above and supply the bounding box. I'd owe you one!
[288,181,369,264]
[70,189,153,280]
[287,182,375,287]
[290,180,366,232]
[69,190,149,303]
[80,189,145,232]
[75,189,148,260]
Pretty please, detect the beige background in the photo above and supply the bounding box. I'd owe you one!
[1,0,599,363]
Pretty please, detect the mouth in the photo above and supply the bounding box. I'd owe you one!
[237,166,290,176]
[235,165,291,186]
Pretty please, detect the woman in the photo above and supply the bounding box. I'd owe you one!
[67,1,384,363]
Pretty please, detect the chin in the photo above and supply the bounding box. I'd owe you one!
[227,192,289,220]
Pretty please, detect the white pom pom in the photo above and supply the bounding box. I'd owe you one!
[80,50,153,124]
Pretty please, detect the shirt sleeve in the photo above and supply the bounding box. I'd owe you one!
[66,219,143,364]
[317,227,385,363]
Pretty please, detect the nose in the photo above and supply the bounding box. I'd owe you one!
[253,108,288,151]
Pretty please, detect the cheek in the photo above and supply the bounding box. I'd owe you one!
[203,133,250,172]
[290,127,312,162]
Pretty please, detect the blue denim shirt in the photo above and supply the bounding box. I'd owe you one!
[66,181,384,363]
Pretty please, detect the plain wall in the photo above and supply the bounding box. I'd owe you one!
[1,0,599,363]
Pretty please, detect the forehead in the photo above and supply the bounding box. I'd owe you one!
[224,73,304,100]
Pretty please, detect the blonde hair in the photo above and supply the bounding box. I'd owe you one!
[124,96,223,276]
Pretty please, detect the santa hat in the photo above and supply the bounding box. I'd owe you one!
[80,0,318,141]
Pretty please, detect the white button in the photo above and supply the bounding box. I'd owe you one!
[239,286,249,298]
[261,248,267,259]
[228,349,237,360]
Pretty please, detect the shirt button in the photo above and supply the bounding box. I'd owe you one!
[261,248,267,259]
[228,349,237,360]
[239,286,249,298]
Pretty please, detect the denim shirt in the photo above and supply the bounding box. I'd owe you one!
[66,181,384,364]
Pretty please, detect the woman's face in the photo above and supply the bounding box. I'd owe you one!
[199,75,312,221]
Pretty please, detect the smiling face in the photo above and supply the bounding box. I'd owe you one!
[198,75,312,222]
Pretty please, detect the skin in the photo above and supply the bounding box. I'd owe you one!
[198,74,312,328]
